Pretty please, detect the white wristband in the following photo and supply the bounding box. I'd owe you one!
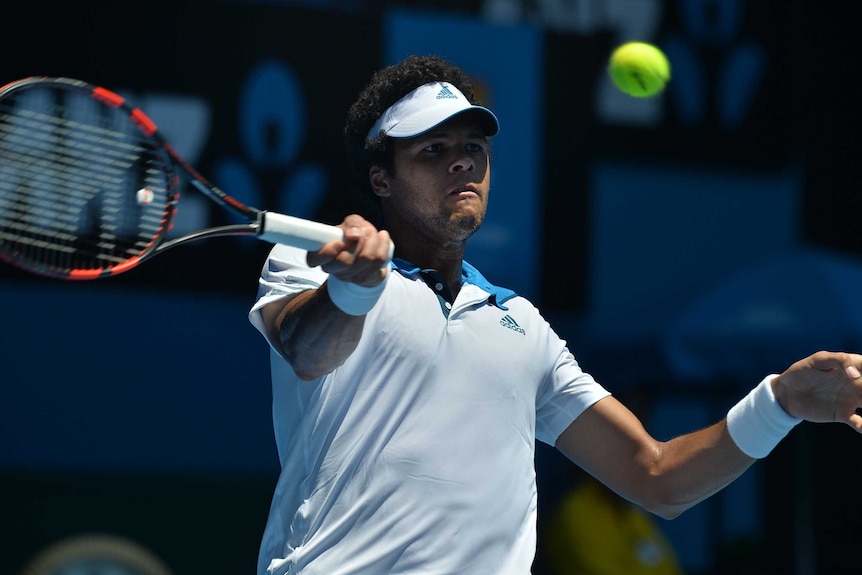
[326,273,387,316]
[726,375,802,459]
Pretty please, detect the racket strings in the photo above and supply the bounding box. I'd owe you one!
[0,89,171,274]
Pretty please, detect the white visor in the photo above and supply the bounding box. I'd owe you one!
[366,81,499,140]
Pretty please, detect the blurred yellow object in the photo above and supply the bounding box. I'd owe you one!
[544,477,684,575]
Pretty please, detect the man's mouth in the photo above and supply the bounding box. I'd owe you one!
[449,185,479,197]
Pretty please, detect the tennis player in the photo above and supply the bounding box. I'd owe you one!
[249,55,862,575]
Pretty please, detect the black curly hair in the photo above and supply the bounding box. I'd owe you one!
[343,54,483,220]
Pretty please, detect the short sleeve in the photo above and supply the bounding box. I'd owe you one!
[248,244,328,340]
[534,339,611,445]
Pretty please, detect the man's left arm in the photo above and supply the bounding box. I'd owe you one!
[554,350,862,520]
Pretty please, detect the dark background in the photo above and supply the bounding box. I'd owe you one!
[2,1,860,574]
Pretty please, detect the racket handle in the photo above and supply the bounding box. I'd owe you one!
[258,212,394,260]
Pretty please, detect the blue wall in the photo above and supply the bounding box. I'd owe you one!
[2,1,861,574]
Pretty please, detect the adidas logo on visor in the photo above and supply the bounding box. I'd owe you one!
[436,86,458,100]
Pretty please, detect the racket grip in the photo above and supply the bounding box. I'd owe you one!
[258,212,394,260]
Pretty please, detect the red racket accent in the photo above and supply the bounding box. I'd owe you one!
[0,76,368,281]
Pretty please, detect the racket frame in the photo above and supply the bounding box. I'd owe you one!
[0,76,355,280]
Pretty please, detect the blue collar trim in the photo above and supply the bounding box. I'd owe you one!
[392,257,518,310]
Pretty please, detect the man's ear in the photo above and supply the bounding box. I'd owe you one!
[369,166,390,198]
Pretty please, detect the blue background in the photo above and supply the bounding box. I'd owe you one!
[2,1,861,574]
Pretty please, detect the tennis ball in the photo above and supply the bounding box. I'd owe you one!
[608,42,671,98]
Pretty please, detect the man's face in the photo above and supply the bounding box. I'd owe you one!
[375,113,491,247]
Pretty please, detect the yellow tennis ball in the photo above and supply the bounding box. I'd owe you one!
[608,42,671,98]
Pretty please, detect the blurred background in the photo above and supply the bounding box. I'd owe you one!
[2,1,860,573]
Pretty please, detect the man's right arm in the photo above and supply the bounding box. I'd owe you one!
[259,285,368,381]
[259,214,392,381]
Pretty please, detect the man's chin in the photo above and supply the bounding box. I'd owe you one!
[450,216,483,240]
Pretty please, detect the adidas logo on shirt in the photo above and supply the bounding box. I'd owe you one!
[500,314,525,335]
[436,86,458,100]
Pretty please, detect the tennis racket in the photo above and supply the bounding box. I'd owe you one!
[0,76,391,280]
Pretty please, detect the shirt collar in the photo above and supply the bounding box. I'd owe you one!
[391,257,518,310]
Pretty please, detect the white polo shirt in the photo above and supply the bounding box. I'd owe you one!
[249,244,610,575]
